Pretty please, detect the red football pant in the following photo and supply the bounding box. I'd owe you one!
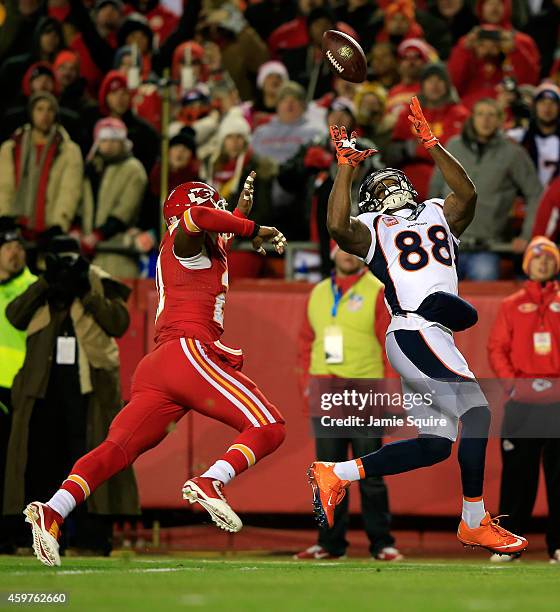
[61,338,285,504]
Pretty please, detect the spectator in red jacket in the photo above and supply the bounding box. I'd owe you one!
[487,236,560,564]
[531,175,560,242]
[388,62,469,201]
[448,14,539,111]
[386,38,436,121]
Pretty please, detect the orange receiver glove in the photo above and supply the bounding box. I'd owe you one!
[408,96,439,150]
[330,125,378,167]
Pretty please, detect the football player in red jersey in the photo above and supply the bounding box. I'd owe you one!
[23,173,288,566]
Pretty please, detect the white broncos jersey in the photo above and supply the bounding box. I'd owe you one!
[359,198,459,333]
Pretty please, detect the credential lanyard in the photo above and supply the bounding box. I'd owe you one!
[330,275,343,318]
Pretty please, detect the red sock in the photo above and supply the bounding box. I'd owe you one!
[220,423,286,475]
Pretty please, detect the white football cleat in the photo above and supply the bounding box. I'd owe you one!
[182,477,242,533]
[23,502,63,567]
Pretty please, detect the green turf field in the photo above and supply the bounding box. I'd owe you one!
[1,556,559,611]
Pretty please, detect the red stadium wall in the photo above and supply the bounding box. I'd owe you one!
[116,280,549,517]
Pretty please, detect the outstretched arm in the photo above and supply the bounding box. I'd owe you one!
[327,126,377,258]
[408,97,477,237]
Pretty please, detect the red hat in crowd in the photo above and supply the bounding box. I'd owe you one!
[172,41,206,81]
[98,70,128,115]
[397,39,436,63]
[22,61,58,97]
[53,50,80,71]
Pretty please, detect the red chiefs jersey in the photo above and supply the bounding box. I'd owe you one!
[154,223,229,346]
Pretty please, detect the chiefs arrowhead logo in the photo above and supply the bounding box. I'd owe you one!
[188,187,214,205]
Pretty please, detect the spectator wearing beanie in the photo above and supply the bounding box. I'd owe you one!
[386,38,436,121]
[77,117,147,278]
[388,62,469,201]
[1,61,84,151]
[0,16,64,117]
[508,84,560,188]
[54,50,99,148]
[98,70,159,172]
[149,127,200,207]
[0,91,83,242]
[117,12,154,79]
[243,60,289,129]
[252,81,322,164]
[200,114,275,224]
[448,0,540,110]
[487,236,560,564]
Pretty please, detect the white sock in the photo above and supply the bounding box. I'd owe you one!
[333,460,361,481]
[462,498,486,528]
[201,460,236,485]
[47,489,76,519]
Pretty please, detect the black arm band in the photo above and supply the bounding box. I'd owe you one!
[249,223,261,240]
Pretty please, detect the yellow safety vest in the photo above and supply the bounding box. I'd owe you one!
[308,272,385,379]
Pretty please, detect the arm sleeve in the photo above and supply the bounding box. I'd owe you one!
[447,39,472,97]
[487,301,516,378]
[5,278,49,331]
[374,289,398,378]
[180,206,257,237]
[512,146,543,239]
[509,35,540,85]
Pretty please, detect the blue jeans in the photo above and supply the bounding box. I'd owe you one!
[457,252,500,281]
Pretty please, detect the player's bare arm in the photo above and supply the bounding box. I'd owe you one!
[327,125,378,258]
[174,172,287,257]
[408,96,477,237]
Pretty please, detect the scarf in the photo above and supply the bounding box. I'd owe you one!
[13,125,61,233]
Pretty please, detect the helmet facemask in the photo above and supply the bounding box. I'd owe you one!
[358,169,418,215]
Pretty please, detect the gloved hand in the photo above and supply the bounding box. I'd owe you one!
[330,125,378,167]
[408,96,439,150]
[303,146,334,170]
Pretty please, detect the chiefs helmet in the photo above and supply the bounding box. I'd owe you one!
[163,181,227,227]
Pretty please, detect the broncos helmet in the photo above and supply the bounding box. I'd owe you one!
[357,168,418,215]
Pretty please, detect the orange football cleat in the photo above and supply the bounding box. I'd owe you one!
[457,513,528,554]
[307,462,350,529]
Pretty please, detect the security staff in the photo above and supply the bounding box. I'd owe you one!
[296,243,401,561]
[488,236,560,563]
[0,218,36,551]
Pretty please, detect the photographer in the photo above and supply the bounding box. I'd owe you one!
[3,236,139,555]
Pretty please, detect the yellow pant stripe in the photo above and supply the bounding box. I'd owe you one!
[67,474,91,498]
[187,339,268,426]
[228,444,256,467]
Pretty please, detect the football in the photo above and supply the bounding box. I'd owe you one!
[322,29,367,84]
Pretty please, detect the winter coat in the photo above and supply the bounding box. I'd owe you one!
[0,125,83,232]
[429,120,542,243]
[81,154,148,278]
[3,268,139,516]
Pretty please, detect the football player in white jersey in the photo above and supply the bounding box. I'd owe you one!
[308,97,528,556]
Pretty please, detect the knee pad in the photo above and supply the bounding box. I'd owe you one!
[418,435,453,464]
[460,405,491,438]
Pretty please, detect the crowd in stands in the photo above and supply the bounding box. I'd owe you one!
[1,0,560,280]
